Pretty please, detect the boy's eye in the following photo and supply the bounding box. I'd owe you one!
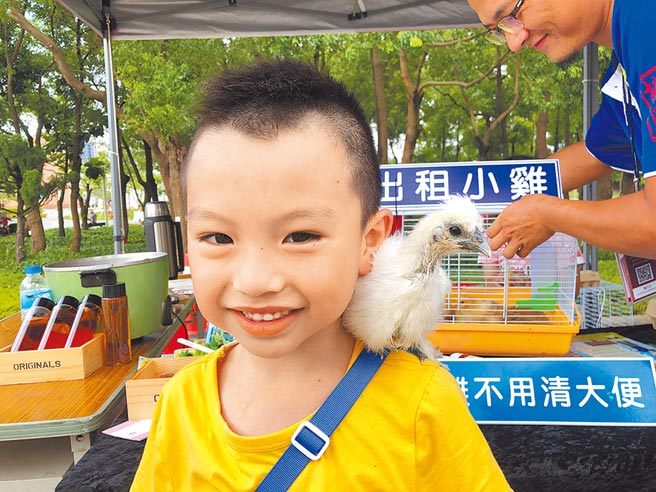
[201,233,233,245]
[284,232,320,244]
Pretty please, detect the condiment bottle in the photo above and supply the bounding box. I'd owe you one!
[65,294,103,348]
[102,283,131,366]
[37,296,80,350]
[10,297,56,352]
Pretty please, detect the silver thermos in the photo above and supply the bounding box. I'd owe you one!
[144,201,184,280]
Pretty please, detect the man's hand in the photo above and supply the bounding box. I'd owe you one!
[486,194,558,258]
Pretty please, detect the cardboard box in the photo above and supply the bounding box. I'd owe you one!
[646,299,656,330]
[126,356,200,420]
[0,333,104,385]
[580,270,601,288]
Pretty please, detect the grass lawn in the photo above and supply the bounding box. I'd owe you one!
[0,224,147,319]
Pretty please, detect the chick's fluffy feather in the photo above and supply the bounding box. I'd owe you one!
[343,195,486,361]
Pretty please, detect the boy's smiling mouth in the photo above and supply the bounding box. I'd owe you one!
[231,307,301,337]
[241,309,292,321]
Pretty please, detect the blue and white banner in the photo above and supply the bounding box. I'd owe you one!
[441,357,656,425]
[380,160,562,214]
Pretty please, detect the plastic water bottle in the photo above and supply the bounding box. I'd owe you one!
[19,265,53,319]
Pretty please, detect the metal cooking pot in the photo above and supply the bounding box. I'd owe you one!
[43,252,169,339]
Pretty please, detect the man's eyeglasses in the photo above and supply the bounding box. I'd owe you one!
[484,0,525,45]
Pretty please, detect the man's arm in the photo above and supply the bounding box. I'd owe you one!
[486,141,656,259]
[551,141,614,193]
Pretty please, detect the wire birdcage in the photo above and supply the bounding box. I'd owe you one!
[577,280,634,330]
[404,214,580,327]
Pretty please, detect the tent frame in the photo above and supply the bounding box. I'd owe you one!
[66,1,598,262]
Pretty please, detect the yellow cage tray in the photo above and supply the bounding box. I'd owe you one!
[430,287,581,357]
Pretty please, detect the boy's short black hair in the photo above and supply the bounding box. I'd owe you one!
[184,59,382,226]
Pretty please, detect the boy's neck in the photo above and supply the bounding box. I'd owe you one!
[231,329,355,383]
[218,324,356,436]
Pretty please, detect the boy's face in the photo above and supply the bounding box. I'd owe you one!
[186,121,385,359]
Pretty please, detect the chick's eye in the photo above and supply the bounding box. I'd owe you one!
[201,233,233,245]
[449,225,462,237]
[284,232,320,244]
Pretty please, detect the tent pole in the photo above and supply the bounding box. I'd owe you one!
[582,42,599,271]
[103,13,125,254]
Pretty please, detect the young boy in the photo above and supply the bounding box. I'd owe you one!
[131,60,511,492]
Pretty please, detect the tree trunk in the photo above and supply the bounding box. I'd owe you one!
[535,93,551,158]
[399,50,425,164]
[15,196,26,263]
[79,188,89,230]
[494,65,508,158]
[553,109,560,153]
[118,133,131,239]
[149,136,188,250]
[56,157,68,236]
[27,207,46,253]
[477,138,492,160]
[69,96,84,252]
[57,185,66,236]
[401,92,421,164]
[371,47,389,164]
[120,130,148,211]
[620,172,637,196]
[563,110,571,147]
[143,140,158,204]
[440,124,447,161]
[535,111,549,158]
[69,181,82,253]
[5,28,24,136]
[597,174,613,201]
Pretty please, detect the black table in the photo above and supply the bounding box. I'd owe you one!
[57,325,656,492]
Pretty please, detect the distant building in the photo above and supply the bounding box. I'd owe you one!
[41,162,69,210]
[80,141,98,163]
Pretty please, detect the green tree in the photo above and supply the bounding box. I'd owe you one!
[1,0,58,254]
[0,134,57,262]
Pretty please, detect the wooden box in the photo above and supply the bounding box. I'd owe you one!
[0,333,104,385]
[580,270,601,288]
[126,356,200,421]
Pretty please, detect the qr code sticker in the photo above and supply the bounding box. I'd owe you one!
[635,263,654,285]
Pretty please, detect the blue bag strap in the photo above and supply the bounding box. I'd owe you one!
[256,348,388,492]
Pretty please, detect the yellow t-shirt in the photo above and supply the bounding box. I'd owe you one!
[132,342,511,492]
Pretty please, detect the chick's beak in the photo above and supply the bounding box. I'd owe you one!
[459,228,492,257]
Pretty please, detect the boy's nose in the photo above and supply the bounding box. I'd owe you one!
[232,248,285,297]
[505,28,529,52]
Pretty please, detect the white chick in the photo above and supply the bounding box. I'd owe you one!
[343,195,491,361]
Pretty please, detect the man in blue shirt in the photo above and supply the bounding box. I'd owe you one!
[467,0,656,259]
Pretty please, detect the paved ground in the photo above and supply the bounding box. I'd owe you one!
[41,209,74,230]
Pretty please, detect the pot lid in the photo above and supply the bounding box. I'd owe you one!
[43,252,168,272]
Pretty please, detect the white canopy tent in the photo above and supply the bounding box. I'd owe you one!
[57,1,480,40]
[55,1,598,267]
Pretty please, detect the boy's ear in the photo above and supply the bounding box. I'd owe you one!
[359,208,394,276]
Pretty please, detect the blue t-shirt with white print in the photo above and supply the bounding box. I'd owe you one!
[586,0,656,179]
